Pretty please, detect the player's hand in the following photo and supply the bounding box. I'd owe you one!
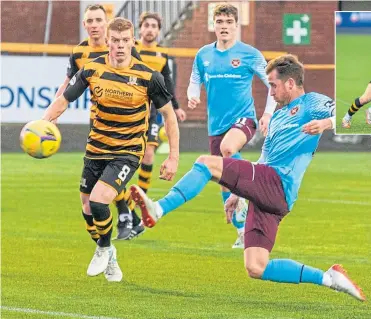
[188,97,200,110]
[259,113,272,136]
[159,156,178,181]
[175,108,187,122]
[302,119,331,135]
[224,194,240,224]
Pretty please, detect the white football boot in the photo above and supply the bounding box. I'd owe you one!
[87,245,113,276]
[325,264,366,301]
[232,232,244,249]
[104,245,123,282]
[341,117,351,129]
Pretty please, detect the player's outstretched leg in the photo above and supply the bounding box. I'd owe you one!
[131,156,221,228]
[245,248,365,301]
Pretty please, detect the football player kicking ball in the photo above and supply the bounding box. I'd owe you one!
[43,18,179,282]
[131,54,365,301]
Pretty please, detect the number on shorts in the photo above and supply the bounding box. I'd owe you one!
[118,165,131,182]
[237,118,247,126]
[151,124,159,137]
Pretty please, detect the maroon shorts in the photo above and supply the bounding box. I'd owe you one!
[219,158,289,252]
[208,118,256,156]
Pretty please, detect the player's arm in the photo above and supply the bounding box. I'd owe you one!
[303,98,335,135]
[251,50,276,135]
[187,52,203,109]
[149,71,179,181]
[55,53,80,99]
[302,117,335,135]
[162,57,186,122]
[43,69,89,122]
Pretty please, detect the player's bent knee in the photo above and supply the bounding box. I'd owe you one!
[220,145,234,158]
[245,263,265,279]
[196,155,212,165]
[90,182,117,204]
[89,201,110,220]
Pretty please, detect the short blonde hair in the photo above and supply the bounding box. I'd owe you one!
[106,17,134,36]
[266,54,304,86]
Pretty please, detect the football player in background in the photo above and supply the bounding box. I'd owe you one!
[187,3,276,248]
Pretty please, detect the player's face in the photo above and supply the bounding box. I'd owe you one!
[268,69,295,106]
[140,18,160,44]
[83,9,107,40]
[214,14,237,43]
[107,29,135,64]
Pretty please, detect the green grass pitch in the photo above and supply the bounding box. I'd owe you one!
[335,34,371,134]
[2,152,371,319]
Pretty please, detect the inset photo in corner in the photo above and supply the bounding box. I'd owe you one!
[335,11,371,134]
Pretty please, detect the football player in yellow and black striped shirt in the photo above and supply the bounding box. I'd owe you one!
[53,4,143,243]
[43,18,179,282]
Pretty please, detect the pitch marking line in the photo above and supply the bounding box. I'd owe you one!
[0,306,125,319]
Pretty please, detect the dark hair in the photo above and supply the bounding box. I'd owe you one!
[213,3,238,23]
[266,54,304,86]
[139,12,162,29]
[85,4,106,15]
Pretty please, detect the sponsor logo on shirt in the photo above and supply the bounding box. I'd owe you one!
[231,58,241,68]
[204,72,242,82]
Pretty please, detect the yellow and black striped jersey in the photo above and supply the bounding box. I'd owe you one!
[63,55,172,160]
[135,40,179,109]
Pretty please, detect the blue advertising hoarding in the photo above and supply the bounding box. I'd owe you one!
[336,11,371,30]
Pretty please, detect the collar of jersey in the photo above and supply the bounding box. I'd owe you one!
[136,40,158,49]
[213,40,238,53]
[281,93,306,110]
[104,54,135,71]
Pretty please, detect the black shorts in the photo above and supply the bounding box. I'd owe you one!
[80,155,140,195]
[147,105,159,147]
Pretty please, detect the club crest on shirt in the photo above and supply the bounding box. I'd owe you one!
[127,76,138,85]
[156,52,162,58]
[290,106,300,116]
[231,58,241,68]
